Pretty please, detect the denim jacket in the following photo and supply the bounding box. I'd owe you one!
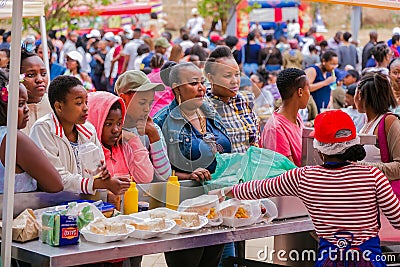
[153,99,230,173]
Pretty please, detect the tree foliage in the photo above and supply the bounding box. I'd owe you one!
[197,0,259,33]
[23,0,112,33]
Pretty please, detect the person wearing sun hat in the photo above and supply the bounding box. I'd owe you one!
[211,109,400,266]
[64,50,94,91]
[114,70,171,182]
[187,7,205,35]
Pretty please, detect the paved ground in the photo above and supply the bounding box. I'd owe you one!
[140,237,274,267]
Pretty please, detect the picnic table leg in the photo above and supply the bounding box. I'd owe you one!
[237,240,246,267]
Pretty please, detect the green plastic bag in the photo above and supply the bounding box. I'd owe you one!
[204,146,297,192]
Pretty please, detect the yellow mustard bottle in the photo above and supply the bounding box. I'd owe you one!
[166,171,180,210]
[123,182,138,214]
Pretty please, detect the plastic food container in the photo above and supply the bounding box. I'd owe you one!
[113,216,175,239]
[131,208,208,234]
[80,225,134,243]
[255,198,279,224]
[177,195,223,227]
[219,199,262,228]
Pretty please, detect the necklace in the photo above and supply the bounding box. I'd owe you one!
[180,108,206,135]
[362,114,380,134]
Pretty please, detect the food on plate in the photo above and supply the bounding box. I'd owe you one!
[124,218,166,231]
[89,219,128,235]
[178,212,200,228]
[150,211,167,219]
[149,210,201,228]
[206,207,217,219]
[184,206,210,216]
[235,207,249,219]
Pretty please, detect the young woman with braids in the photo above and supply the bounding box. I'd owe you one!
[355,72,400,182]
[0,69,62,193]
[20,49,52,135]
[364,43,393,74]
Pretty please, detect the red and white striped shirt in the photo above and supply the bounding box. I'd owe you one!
[233,164,400,245]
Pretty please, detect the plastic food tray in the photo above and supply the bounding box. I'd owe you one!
[80,225,134,243]
[114,216,175,239]
[131,208,208,234]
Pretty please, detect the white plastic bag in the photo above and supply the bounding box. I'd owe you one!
[78,142,103,179]
[219,199,261,228]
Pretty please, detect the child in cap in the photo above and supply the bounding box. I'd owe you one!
[115,70,172,181]
[87,91,154,210]
[261,68,310,167]
[212,110,400,266]
[30,76,131,195]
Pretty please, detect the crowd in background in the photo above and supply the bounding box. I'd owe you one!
[0,7,400,267]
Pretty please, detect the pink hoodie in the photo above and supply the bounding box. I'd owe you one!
[148,71,175,117]
[87,92,154,183]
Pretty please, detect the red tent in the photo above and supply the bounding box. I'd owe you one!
[71,2,152,17]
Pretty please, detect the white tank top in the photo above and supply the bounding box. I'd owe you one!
[360,115,384,163]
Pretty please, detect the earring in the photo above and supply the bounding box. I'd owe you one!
[177,94,181,105]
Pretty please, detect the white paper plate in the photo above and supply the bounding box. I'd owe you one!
[169,215,208,234]
[80,225,134,243]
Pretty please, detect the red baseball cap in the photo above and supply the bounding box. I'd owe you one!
[210,33,224,43]
[310,110,356,144]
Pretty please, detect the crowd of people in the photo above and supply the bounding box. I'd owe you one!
[0,11,400,266]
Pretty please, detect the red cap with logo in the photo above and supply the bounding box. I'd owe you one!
[311,110,356,144]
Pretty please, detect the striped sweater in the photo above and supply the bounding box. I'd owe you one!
[233,164,400,245]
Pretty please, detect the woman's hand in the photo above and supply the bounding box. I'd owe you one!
[189,168,211,182]
[98,160,111,180]
[103,176,131,195]
[325,76,336,86]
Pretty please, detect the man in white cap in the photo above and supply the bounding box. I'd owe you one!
[186,8,204,35]
[122,28,144,73]
[103,32,118,92]
[60,30,78,66]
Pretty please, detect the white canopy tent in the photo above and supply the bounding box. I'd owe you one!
[305,0,400,10]
[0,1,48,266]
